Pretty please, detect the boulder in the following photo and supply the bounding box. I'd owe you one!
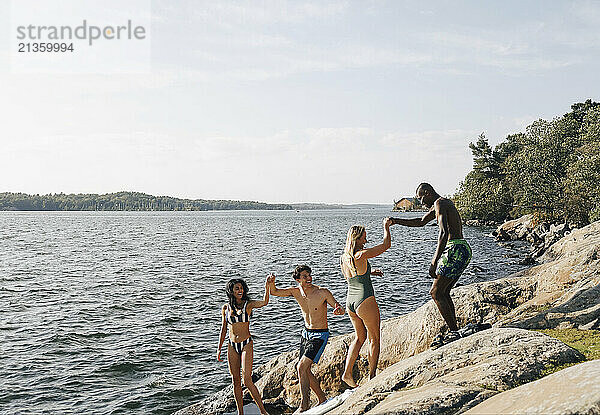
[464,219,499,227]
[503,284,600,330]
[367,382,495,415]
[335,328,583,414]
[464,359,600,414]
[493,215,575,260]
[526,222,549,245]
[493,214,535,241]
[497,221,600,329]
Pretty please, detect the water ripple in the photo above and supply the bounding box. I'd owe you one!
[0,210,528,414]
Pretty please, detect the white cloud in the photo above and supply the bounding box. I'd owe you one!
[427,31,530,56]
[146,7,588,83]
[569,0,600,26]
[420,30,578,73]
[1,126,475,202]
[381,129,474,150]
[192,0,349,25]
[511,115,537,130]
[161,43,433,82]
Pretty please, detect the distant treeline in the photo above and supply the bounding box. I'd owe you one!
[0,192,293,211]
[290,203,344,210]
[454,99,600,226]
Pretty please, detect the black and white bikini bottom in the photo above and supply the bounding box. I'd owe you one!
[229,337,252,354]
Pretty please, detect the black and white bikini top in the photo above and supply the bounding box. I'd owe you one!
[226,302,250,324]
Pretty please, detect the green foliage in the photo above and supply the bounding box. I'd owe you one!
[454,172,511,221]
[581,107,600,141]
[468,133,501,178]
[564,141,600,224]
[454,133,512,221]
[505,116,581,221]
[0,192,293,211]
[564,99,600,125]
[493,133,526,164]
[455,100,600,225]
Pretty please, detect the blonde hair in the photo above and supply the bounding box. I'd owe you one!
[340,225,365,276]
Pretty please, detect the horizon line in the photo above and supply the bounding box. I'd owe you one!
[0,190,395,206]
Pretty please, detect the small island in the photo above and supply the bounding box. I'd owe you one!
[0,191,293,211]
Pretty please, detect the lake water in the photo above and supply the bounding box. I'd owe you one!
[0,209,529,414]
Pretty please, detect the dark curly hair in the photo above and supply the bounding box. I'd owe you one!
[293,265,312,281]
[226,278,250,312]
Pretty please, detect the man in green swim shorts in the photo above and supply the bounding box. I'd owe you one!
[390,183,472,348]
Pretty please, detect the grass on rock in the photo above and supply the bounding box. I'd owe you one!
[536,328,600,376]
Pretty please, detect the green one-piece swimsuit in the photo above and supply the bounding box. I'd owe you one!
[346,260,375,313]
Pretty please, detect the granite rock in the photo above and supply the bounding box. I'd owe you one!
[335,328,583,414]
[464,359,600,415]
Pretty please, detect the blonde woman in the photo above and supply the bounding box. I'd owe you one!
[340,218,392,387]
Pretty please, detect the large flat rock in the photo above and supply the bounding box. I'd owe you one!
[334,328,583,414]
[464,359,600,415]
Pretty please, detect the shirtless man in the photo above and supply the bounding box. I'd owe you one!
[390,183,472,347]
[269,265,345,413]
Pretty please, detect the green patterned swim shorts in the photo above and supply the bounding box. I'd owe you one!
[436,239,472,280]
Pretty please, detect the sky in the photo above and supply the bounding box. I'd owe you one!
[1,0,599,204]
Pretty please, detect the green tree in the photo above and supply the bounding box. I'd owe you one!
[581,107,600,143]
[493,133,526,169]
[454,134,512,221]
[504,116,581,221]
[468,133,501,178]
[564,142,600,224]
[565,99,600,126]
[454,100,600,225]
[454,172,511,221]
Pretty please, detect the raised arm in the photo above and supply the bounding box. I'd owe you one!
[323,289,345,315]
[391,208,435,227]
[355,217,392,260]
[430,201,450,277]
[268,275,295,297]
[247,274,274,312]
[216,305,228,361]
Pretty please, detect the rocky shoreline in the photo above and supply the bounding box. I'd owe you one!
[177,220,600,415]
[491,214,575,265]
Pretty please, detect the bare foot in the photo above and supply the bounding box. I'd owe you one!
[342,373,358,388]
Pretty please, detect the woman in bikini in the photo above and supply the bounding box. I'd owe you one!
[216,276,273,415]
[340,218,392,387]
